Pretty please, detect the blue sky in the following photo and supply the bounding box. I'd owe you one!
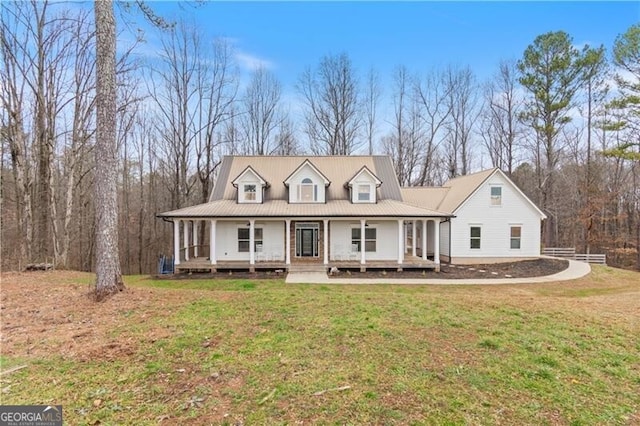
[146,1,639,88]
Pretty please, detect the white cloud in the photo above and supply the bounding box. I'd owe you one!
[235,51,273,72]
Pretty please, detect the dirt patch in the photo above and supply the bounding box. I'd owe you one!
[328,258,569,279]
[0,271,204,361]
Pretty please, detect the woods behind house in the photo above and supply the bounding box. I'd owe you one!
[1,2,639,273]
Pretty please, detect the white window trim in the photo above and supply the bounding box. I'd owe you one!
[490,186,502,207]
[241,183,258,203]
[509,225,522,250]
[237,226,263,252]
[470,225,482,250]
[354,183,374,203]
[296,179,319,203]
[351,226,377,252]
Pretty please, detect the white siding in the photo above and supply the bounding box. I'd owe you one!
[215,221,284,261]
[351,171,378,203]
[439,220,450,257]
[450,172,542,260]
[236,170,264,203]
[329,220,398,261]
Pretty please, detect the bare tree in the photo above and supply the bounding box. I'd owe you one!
[383,66,423,186]
[298,53,362,155]
[480,60,523,175]
[363,67,381,155]
[148,21,201,209]
[443,65,479,177]
[414,68,452,185]
[1,1,34,267]
[274,114,298,155]
[194,37,237,205]
[94,0,124,299]
[241,67,282,155]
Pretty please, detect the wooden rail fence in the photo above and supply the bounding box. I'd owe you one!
[543,247,606,265]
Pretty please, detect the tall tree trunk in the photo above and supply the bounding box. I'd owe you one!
[94,0,124,300]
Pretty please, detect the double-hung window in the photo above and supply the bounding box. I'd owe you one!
[243,184,257,201]
[357,184,371,202]
[491,186,502,206]
[510,226,521,249]
[470,226,481,249]
[351,227,377,252]
[238,228,263,252]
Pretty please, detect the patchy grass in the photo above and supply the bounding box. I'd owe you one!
[1,267,639,425]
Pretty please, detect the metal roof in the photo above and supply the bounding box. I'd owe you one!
[209,155,404,202]
[158,199,450,219]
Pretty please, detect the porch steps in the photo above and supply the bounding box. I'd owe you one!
[287,264,328,273]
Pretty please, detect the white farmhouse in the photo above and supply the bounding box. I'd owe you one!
[158,156,545,272]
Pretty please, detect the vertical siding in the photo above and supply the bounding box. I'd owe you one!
[450,173,542,259]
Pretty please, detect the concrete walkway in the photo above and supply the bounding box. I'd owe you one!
[285,259,591,285]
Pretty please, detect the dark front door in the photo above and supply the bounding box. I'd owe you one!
[301,228,314,256]
[295,223,319,257]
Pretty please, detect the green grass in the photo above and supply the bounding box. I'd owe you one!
[2,268,639,425]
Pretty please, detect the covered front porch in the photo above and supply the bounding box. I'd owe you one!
[170,217,443,274]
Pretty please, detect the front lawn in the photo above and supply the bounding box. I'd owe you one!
[1,267,639,424]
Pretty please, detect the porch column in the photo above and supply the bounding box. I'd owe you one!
[434,219,441,264]
[404,222,409,253]
[174,219,181,265]
[285,219,291,265]
[422,219,428,261]
[249,219,255,265]
[323,219,329,265]
[193,221,199,258]
[209,220,217,265]
[183,220,190,261]
[412,221,417,257]
[360,219,366,265]
[397,219,404,264]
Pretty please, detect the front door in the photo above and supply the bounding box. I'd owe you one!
[301,229,315,256]
[295,223,319,257]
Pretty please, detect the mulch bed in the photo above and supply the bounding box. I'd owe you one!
[155,270,287,280]
[328,258,569,279]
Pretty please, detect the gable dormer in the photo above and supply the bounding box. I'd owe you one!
[232,166,268,203]
[283,159,331,203]
[346,165,382,203]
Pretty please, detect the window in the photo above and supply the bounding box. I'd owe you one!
[238,227,263,252]
[491,186,502,206]
[351,227,377,252]
[470,226,481,249]
[243,184,257,201]
[298,178,317,202]
[357,184,371,202]
[510,226,521,249]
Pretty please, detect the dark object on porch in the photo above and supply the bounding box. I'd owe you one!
[158,255,174,274]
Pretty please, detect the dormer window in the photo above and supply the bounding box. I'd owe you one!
[347,165,382,204]
[232,166,268,204]
[357,184,372,202]
[298,178,317,202]
[284,159,331,204]
[243,184,257,202]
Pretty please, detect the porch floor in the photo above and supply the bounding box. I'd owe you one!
[173,256,438,273]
